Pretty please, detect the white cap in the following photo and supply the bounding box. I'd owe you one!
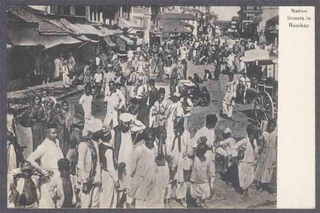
[223,127,232,134]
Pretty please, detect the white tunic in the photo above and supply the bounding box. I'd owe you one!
[27,138,64,208]
[79,94,93,119]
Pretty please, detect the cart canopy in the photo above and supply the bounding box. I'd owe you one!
[242,49,272,63]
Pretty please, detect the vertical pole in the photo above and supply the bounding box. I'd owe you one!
[86,6,91,21]
[96,12,99,22]
[100,12,103,23]
[119,6,123,18]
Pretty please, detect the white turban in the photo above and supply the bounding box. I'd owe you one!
[85,117,103,134]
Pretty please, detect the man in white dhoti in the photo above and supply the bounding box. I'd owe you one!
[103,69,115,96]
[165,95,184,149]
[79,87,93,120]
[168,118,190,207]
[128,48,134,62]
[104,81,126,162]
[118,113,146,167]
[54,54,63,80]
[134,77,149,102]
[189,142,215,208]
[7,109,18,174]
[232,124,259,197]
[222,72,237,119]
[116,113,146,207]
[255,119,277,193]
[98,126,119,208]
[61,60,71,88]
[27,128,64,208]
[127,129,157,208]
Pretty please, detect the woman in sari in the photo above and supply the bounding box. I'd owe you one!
[61,100,72,133]
[27,95,46,151]
[45,101,70,156]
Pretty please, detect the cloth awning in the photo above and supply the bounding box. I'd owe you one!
[59,18,83,35]
[74,24,104,36]
[60,19,114,37]
[118,18,140,29]
[77,35,99,43]
[98,26,115,36]
[7,26,44,47]
[39,35,82,49]
[7,26,82,49]
[104,36,116,47]
[118,35,134,45]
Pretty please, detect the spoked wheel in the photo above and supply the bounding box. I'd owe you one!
[254,91,274,126]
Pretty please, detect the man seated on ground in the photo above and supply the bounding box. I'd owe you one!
[203,69,213,81]
[215,128,237,173]
[192,73,203,84]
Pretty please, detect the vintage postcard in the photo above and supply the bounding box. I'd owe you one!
[4,4,316,210]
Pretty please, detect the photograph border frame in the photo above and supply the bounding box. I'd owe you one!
[0,0,319,212]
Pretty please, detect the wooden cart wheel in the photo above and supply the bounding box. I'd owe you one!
[254,91,274,126]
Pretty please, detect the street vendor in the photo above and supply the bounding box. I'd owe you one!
[216,128,237,173]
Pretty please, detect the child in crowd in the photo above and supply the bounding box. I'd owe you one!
[49,158,77,208]
[189,143,215,208]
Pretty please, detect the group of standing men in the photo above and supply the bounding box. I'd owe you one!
[7,35,277,209]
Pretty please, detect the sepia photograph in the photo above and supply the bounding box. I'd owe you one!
[6,5,279,209]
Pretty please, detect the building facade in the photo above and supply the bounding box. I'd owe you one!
[237,6,263,39]
[258,6,279,32]
[227,16,239,34]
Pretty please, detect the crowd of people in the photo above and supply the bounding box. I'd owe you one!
[7,35,277,209]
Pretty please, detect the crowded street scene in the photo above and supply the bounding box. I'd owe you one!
[7,5,278,209]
